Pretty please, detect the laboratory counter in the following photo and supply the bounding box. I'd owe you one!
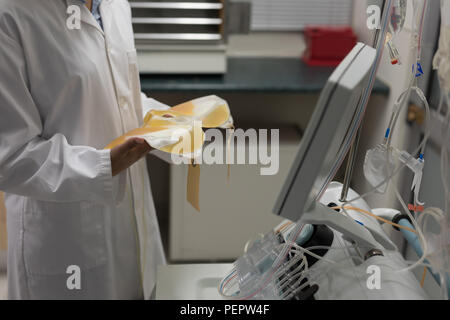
[140,57,390,95]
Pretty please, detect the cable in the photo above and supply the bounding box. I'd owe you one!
[421,267,427,287]
[332,205,417,233]
[276,221,294,233]
[233,223,306,300]
[392,185,428,272]
[291,243,337,265]
[218,268,239,298]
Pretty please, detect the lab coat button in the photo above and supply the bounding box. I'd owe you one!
[120,98,128,109]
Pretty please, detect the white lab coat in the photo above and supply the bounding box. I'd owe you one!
[0,0,167,299]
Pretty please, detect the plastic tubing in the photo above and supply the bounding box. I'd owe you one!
[292,254,366,298]
[386,0,428,149]
[317,0,395,199]
[287,223,314,246]
[386,78,415,147]
[344,0,429,211]
[276,256,308,290]
[338,125,435,280]
[291,243,337,265]
[279,269,310,299]
[237,223,318,300]
[275,255,305,282]
[218,268,237,297]
[342,111,432,208]
[415,0,427,60]
[393,184,428,273]
[335,205,416,233]
[340,125,433,266]
[236,223,306,300]
[397,218,450,299]
[277,244,358,293]
[387,85,432,156]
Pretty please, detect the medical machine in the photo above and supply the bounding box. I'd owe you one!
[218,43,429,300]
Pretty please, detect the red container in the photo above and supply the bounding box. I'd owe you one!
[303,26,357,67]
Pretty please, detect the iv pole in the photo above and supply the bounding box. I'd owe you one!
[340,0,389,202]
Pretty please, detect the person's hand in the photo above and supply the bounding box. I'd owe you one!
[110,137,152,177]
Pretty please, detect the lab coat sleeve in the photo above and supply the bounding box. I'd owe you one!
[140,93,171,119]
[0,30,117,205]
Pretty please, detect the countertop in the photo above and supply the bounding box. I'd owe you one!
[140,57,390,94]
[156,263,233,300]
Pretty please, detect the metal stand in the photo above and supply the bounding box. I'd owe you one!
[339,0,389,202]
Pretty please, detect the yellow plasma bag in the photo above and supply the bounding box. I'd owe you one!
[105,95,234,210]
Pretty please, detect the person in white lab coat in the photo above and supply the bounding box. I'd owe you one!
[0,0,169,299]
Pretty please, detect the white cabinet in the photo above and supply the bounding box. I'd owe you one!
[169,126,301,261]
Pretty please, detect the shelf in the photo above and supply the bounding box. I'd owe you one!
[130,2,223,10]
[132,18,222,25]
[134,33,222,41]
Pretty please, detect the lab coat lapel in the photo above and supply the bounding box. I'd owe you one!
[99,0,113,35]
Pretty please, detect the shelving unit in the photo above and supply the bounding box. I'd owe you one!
[129,0,228,73]
[129,1,226,44]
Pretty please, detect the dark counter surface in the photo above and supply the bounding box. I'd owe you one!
[140,57,390,94]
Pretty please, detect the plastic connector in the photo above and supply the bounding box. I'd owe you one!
[396,149,425,206]
[387,40,401,65]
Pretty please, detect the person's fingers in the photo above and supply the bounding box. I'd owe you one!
[110,137,152,176]
[112,138,137,158]
[128,144,149,163]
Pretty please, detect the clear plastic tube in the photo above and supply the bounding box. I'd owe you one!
[341,111,434,277]
[342,0,430,248]
[293,254,366,291]
[413,0,427,60]
[341,124,431,221]
[385,0,407,64]
[291,244,338,265]
[279,252,368,300]
[404,259,448,272]
[385,0,428,147]
[386,85,431,156]
[276,256,308,291]
[392,184,428,273]
[235,223,306,300]
[316,0,395,199]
